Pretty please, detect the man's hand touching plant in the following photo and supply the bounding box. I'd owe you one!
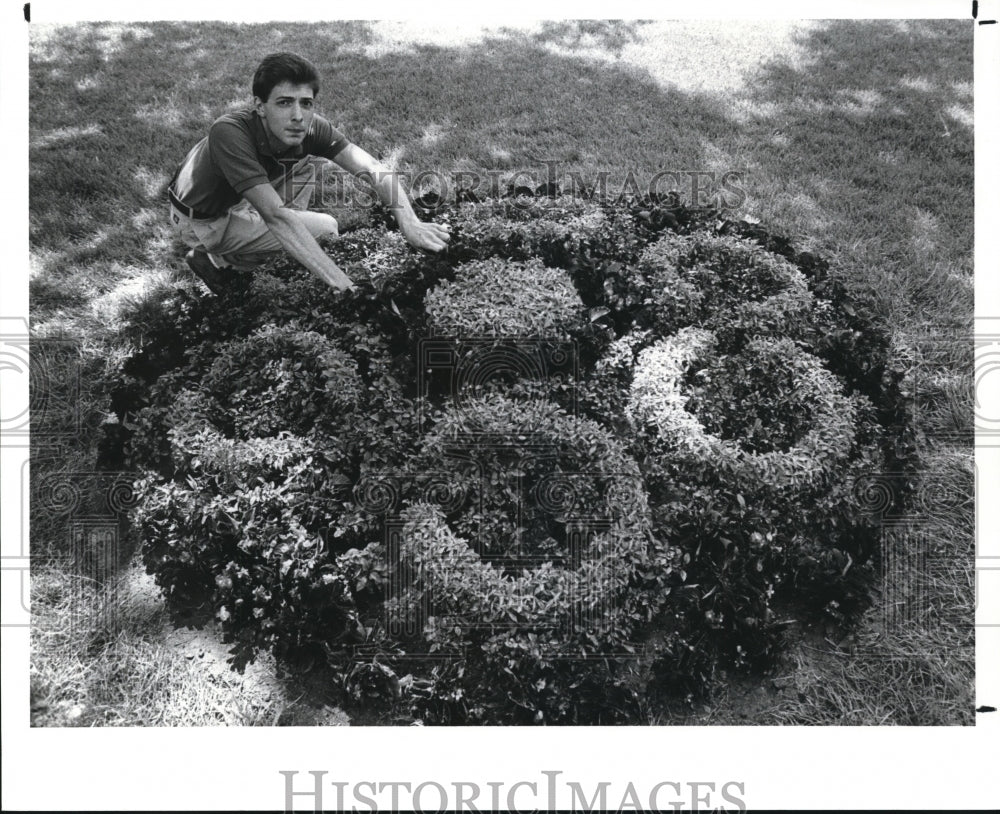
[400,217,451,252]
[333,144,451,253]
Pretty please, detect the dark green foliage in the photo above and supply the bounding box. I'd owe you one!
[199,325,363,440]
[408,394,654,572]
[115,192,901,722]
[684,337,849,456]
[629,335,884,676]
[133,429,362,665]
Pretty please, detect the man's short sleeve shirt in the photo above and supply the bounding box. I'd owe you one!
[173,108,349,217]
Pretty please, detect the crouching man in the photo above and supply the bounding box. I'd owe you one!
[168,52,450,294]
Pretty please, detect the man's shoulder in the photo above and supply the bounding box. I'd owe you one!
[207,108,265,162]
[307,112,335,136]
[210,107,256,136]
[305,114,349,159]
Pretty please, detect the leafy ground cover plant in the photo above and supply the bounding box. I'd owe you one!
[115,190,900,722]
[628,232,815,345]
[625,327,883,675]
[629,330,861,493]
[425,258,585,338]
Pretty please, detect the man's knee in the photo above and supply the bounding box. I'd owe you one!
[300,211,338,240]
[317,212,339,238]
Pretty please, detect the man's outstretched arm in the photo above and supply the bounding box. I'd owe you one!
[241,182,355,292]
[332,144,451,252]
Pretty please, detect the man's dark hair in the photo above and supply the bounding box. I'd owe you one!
[252,52,320,102]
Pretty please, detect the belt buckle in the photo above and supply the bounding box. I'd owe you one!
[169,187,193,219]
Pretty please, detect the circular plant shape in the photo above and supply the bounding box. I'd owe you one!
[201,324,363,439]
[394,501,642,635]
[395,394,657,633]
[636,231,814,341]
[165,400,318,486]
[138,388,362,661]
[424,258,584,337]
[628,327,858,493]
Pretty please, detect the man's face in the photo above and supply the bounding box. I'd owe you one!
[255,81,316,150]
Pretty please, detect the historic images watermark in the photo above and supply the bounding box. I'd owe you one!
[279,769,747,812]
[31,469,139,635]
[850,470,974,653]
[1,319,135,630]
[974,321,1000,446]
[839,318,989,652]
[0,322,81,443]
[973,322,1000,632]
[280,160,748,211]
[2,319,83,628]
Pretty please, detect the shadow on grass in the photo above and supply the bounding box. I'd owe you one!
[30,19,971,331]
[29,20,735,318]
[718,20,972,330]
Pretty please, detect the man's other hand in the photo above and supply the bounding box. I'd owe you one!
[401,220,451,252]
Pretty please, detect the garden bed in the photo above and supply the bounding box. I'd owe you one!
[109,189,909,724]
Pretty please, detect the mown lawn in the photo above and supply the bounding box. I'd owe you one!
[29,19,973,725]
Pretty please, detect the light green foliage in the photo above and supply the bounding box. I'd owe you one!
[425,258,585,337]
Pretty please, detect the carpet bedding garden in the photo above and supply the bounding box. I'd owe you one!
[114,190,909,724]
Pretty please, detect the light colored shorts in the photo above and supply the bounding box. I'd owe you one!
[169,156,338,268]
